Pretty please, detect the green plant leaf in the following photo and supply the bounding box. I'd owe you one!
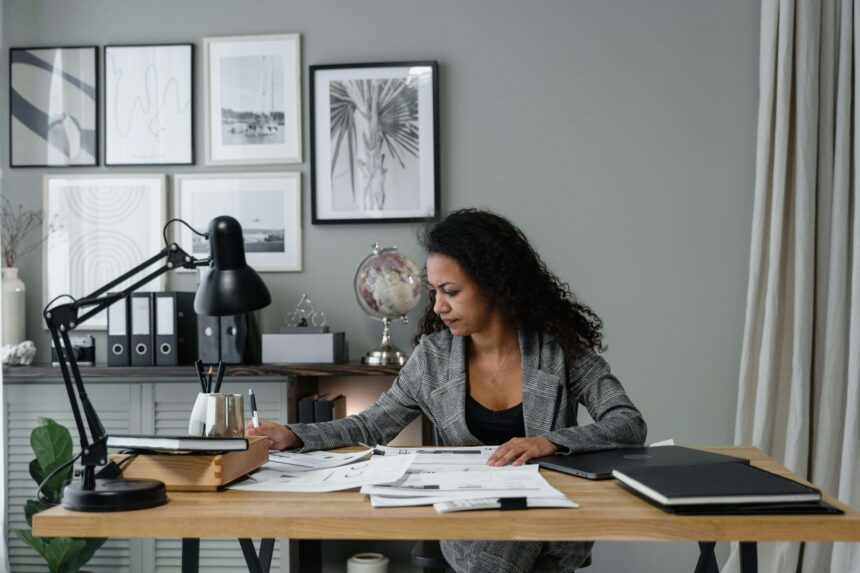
[31,418,74,498]
[43,537,86,573]
[65,537,107,573]
[14,528,47,558]
[30,457,45,484]
[24,498,53,527]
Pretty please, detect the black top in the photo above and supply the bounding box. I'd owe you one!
[465,395,526,445]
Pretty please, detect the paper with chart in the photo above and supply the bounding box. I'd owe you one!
[228,452,416,492]
[374,445,499,473]
[265,448,372,473]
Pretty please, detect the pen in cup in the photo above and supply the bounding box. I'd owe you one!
[207,366,214,393]
[248,389,259,428]
[194,360,207,393]
[213,361,226,393]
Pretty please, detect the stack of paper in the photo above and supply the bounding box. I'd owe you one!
[227,445,578,513]
[361,446,575,510]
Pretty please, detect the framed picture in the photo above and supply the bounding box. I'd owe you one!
[174,173,302,271]
[310,61,439,224]
[104,43,194,165]
[43,174,167,330]
[10,46,98,167]
[204,34,302,165]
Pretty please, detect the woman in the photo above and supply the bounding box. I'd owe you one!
[248,209,647,572]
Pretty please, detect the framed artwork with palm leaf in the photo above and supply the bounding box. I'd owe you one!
[310,61,439,224]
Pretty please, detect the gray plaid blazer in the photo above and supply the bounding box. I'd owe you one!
[288,329,647,572]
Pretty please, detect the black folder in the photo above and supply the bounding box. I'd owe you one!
[106,292,130,366]
[613,463,833,513]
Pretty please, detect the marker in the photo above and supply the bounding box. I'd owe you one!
[249,389,259,428]
[213,361,226,393]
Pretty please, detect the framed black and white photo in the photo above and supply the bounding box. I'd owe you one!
[204,34,301,165]
[104,43,193,165]
[311,61,439,224]
[43,174,167,330]
[174,173,302,271]
[10,46,98,167]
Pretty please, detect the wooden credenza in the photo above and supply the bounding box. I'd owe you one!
[3,363,400,573]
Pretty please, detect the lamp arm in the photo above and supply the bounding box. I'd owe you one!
[42,242,210,491]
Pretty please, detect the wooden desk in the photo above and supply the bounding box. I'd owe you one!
[33,446,860,573]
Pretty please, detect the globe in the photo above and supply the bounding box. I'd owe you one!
[354,243,422,365]
[354,244,422,320]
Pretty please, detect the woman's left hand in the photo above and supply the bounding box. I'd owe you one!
[487,436,559,466]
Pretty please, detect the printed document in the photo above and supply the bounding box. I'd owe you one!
[228,452,416,493]
[265,448,372,473]
[361,464,565,497]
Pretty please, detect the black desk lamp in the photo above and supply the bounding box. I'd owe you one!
[43,215,271,512]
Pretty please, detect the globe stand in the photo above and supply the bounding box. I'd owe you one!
[362,317,408,366]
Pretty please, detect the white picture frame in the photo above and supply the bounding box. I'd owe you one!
[43,174,167,330]
[104,43,194,165]
[173,173,302,272]
[204,34,302,165]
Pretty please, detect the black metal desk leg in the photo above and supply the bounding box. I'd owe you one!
[182,538,200,573]
[239,538,274,573]
[289,539,321,573]
[695,542,719,573]
[740,542,758,573]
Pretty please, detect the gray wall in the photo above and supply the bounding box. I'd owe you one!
[2,1,760,571]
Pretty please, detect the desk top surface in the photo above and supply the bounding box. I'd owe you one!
[33,446,860,542]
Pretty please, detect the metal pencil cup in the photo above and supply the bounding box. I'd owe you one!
[204,394,245,438]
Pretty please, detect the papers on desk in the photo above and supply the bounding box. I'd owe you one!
[363,446,573,510]
[227,452,415,493]
[265,448,372,473]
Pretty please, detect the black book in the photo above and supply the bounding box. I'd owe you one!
[613,462,822,506]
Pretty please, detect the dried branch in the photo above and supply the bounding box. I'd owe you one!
[1,195,56,268]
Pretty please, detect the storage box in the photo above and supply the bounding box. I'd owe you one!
[109,435,268,491]
[262,332,346,363]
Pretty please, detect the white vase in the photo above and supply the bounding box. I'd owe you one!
[2,267,27,346]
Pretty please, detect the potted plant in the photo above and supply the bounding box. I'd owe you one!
[13,417,106,573]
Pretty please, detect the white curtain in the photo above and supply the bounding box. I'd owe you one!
[728,0,859,571]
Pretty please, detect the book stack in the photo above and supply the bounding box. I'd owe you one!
[612,463,843,515]
[297,393,346,423]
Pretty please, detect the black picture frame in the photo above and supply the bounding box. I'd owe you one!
[310,61,440,224]
[9,45,99,168]
[103,43,195,166]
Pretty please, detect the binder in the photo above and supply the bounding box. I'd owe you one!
[298,393,319,423]
[197,314,221,364]
[154,292,197,366]
[130,292,154,366]
[314,395,346,422]
[107,292,130,366]
[220,313,261,364]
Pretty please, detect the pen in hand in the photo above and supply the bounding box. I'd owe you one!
[249,389,259,428]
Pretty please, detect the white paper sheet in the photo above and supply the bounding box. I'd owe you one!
[228,452,416,492]
[265,448,372,473]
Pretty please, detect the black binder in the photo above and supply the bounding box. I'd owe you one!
[220,313,261,364]
[196,314,221,364]
[154,292,197,366]
[130,292,154,366]
[106,292,130,366]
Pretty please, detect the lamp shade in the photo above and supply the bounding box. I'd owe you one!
[194,216,272,316]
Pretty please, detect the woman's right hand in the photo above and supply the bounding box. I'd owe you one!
[245,418,302,450]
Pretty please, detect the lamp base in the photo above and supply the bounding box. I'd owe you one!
[63,478,168,512]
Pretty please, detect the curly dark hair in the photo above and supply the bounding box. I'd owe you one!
[413,209,605,358]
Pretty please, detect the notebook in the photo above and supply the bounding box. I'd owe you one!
[612,462,822,506]
[528,446,748,480]
[107,434,249,452]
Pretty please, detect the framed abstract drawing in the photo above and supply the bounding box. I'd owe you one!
[104,43,194,165]
[173,172,302,272]
[204,34,302,165]
[310,61,439,224]
[43,174,167,330]
[10,46,99,167]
